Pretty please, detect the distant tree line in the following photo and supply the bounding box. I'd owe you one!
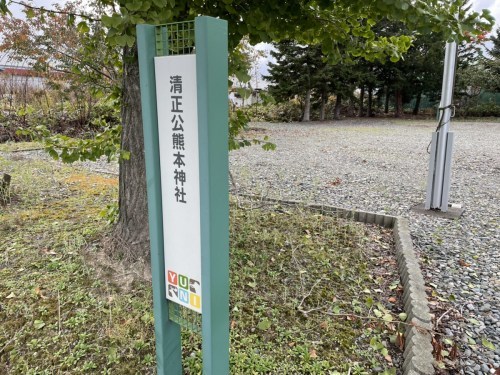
[264,23,500,121]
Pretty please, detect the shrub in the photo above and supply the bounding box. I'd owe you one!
[456,102,500,118]
[241,101,303,122]
[0,99,120,142]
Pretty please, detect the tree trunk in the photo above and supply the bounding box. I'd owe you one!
[319,91,327,121]
[413,91,422,115]
[395,89,403,118]
[384,86,390,114]
[302,89,311,122]
[112,45,150,261]
[333,93,342,120]
[358,86,364,117]
[367,86,373,117]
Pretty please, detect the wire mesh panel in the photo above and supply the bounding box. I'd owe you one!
[169,301,202,333]
[155,21,195,57]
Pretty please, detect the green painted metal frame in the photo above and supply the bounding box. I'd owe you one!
[137,24,182,374]
[195,17,230,375]
[137,16,229,375]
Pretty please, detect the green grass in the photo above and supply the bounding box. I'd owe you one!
[0,151,404,374]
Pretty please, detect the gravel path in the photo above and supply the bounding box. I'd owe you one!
[229,118,500,373]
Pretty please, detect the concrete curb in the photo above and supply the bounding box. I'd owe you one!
[237,196,434,374]
[394,219,434,375]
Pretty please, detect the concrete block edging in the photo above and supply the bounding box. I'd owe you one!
[240,196,434,375]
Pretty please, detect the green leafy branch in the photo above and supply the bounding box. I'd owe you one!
[229,108,276,151]
[16,123,127,163]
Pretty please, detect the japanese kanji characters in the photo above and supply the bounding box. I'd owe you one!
[170,75,187,203]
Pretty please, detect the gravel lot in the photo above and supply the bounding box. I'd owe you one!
[229,118,500,373]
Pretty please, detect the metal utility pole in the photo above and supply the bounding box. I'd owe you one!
[425,41,457,212]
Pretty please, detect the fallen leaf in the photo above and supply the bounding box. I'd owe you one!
[41,248,57,255]
[257,318,271,331]
[319,321,329,330]
[6,292,15,299]
[230,320,237,329]
[34,287,48,300]
[458,259,470,267]
[468,318,481,325]
[384,354,392,362]
[432,338,443,362]
[482,338,496,350]
[383,313,393,323]
[436,361,446,369]
[33,320,45,330]
[309,349,318,359]
[327,178,342,186]
[388,297,397,303]
[450,343,459,360]
[396,332,405,350]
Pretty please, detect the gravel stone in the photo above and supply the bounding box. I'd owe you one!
[229,119,500,370]
[481,303,492,312]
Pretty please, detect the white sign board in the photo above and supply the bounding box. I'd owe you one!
[154,55,202,313]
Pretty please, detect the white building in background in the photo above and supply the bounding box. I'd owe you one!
[229,88,264,108]
[0,64,45,91]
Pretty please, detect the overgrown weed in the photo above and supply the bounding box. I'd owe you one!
[0,150,404,374]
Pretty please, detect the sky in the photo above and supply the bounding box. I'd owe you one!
[473,0,500,27]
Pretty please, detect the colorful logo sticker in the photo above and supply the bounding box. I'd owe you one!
[166,270,201,311]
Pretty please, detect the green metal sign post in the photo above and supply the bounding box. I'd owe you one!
[195,17,230,375]
[137,16,229,375]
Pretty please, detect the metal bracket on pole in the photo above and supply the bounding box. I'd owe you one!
[441,132,454,210]
[424,133,438,210]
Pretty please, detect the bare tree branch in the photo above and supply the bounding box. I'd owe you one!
[8,0,100,22]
